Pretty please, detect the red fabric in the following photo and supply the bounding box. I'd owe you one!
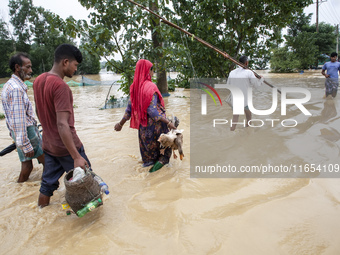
[33,73,82,157]
[129,59,164,129]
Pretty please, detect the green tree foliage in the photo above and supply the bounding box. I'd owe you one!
[284,13,318,69]
[172,0,313,83]
[270,47,301,72]
[78,41,101,74]
[306,22,337,66]
[61,0,312,92]
[272,13,337,71]
[8,0,76,75]
[70,0,179,94]
[0,19,14,77]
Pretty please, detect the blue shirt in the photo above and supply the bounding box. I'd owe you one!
[322,61,340,79]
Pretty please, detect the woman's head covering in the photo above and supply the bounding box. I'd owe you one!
[129,59,164,129]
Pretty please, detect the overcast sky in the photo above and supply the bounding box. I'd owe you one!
[0,0,92,22]
[1,0,339,31]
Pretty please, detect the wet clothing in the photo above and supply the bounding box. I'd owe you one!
[124,59,171,165]
[34,72,89,197]
[322,61,340,95]
[325,78,339,96]
[226,67,263,108]
[129,59,164,129]
[1,74,38,154]
[40,146,91,197]
[33,73,82,157]
[124,94,171,165]
[11,125,43,162]
[322,61,340,79]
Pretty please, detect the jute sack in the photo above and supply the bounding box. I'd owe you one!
[64,168,102,213]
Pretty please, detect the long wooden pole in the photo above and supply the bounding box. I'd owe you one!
[125,0,280,93]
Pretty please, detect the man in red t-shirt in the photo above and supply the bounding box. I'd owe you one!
[33,44,91,207]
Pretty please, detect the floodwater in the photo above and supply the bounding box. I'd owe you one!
[0,70,340,255]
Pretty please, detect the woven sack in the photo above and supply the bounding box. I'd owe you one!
[64,169,102,213]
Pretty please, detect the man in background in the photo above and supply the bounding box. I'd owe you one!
[227,55,264,131]
[321,52,340,98]
[1,53,44,182]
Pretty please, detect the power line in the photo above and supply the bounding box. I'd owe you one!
[328,0,340,23]
[321,6,337,24]
[319,0,340,24]
[322,0,340,24]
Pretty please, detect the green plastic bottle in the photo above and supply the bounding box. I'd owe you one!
[77,198,102,217]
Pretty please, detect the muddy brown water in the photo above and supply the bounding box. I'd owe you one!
[0,70,340,254]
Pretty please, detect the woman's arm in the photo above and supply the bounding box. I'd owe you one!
[147,94,176,130]
[114,100,131,131]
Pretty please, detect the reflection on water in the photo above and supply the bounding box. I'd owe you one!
[0,70,340,254]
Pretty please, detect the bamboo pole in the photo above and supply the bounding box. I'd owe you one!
[125,0,281,93]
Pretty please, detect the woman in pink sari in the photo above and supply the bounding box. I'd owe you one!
[114,59,176,172]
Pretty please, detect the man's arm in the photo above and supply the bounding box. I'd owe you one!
[56,111,88,169]
[321,64,329,78]
[321,69,329,77]
[249,71,264,87]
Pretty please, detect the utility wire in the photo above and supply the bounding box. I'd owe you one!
[322,0,340,24]
[328,0,340,23]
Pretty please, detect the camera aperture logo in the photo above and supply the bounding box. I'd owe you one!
[199,82,312,128]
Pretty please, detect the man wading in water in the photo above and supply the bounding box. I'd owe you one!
[33,44,92,207]
[321,52,340,98]
[227,55,264,131]
[1,53,44,182]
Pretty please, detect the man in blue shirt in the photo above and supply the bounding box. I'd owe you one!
[321,52,340,98]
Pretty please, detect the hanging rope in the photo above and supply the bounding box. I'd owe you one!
[125,0,281,94]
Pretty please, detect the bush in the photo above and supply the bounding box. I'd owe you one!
[168,79,176,92]
[175,73,190,88]
[270,47,301,73]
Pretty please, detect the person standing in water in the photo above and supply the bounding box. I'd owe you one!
[227,55,264,131]
[114,59,176,172]
[321,52,340,98]
[1,53,44,182]
[33,44,91,207]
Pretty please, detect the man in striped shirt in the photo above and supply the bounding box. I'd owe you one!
[1,53,44,182]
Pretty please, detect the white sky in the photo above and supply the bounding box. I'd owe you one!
[0,0,92,22]
[304,0,340,25]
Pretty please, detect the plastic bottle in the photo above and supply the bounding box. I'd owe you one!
[76,198,102,217]
[93,175,110,195]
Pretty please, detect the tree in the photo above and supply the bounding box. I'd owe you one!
[8,0,33,53]
[0,19,14,77]
[172,0,313,80]
[72,0,179,95]
[284,13,317,69]
[8,0,76,75]
[270,47,301,72]
[307,22,337,66]
[279,14,337,70]
[78,41,101,74]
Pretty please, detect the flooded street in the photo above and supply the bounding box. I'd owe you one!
[1,70,340,254]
